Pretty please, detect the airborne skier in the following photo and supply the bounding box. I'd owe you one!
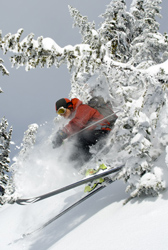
[52,97,117,163]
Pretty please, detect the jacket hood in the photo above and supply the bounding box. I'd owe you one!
[71,98,82,111]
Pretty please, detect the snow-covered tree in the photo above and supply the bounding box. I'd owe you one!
[130,0,168,68]
[0,57,9,93]
[5,123,39,204]
[17,123,39,160]
[0,117,12,205]
[0,32,11,205]
[99,0,134,62]
[0,0,168,202]
[104,66,168,201]
[0,58,9,78]
[68,5,96,47]
[0,30,9,82]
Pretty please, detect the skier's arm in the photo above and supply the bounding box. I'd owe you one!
[63,105,97,136]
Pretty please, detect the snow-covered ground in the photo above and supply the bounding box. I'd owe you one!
[1,172,168,250]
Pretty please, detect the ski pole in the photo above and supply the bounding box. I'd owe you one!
[69,109,121,138]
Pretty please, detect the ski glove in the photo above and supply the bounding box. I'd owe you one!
[52,130,67,148]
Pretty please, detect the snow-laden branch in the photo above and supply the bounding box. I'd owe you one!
[0,58,9,76]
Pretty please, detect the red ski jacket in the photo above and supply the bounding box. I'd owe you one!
[62,98,111,136]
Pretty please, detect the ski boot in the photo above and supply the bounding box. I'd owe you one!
[84,164,112,193]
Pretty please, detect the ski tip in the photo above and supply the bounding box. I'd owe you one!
[16,197,39,205]
[15,199,29,205]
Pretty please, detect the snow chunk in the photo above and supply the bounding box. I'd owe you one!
[20,36,63,54]
[10,141,15,145]
[140,167,165,188]
[42,37,63,54]
[138,112,150,127]
[147,60,168,75]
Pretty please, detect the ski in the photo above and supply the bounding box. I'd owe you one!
[16,164,124,205]
[22,185,106,238]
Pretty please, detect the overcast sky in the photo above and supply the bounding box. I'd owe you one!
[0,0,168,159]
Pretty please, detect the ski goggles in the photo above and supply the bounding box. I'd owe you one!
[57,106,67,115]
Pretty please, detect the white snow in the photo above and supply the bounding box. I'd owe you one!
[42,38,63,54]
[1,172,168,250]
[147,59,168,75]
[20,36,63,54]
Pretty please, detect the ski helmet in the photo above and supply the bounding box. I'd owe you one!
[55,98,72,111]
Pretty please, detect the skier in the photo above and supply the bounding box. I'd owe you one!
[52,97,112,163]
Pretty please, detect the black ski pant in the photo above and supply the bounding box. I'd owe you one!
[70,129,110,163]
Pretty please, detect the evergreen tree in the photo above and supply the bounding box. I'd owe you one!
[0,40,11,205]
[68,5,96,47]
[0,58,9,78]
[99,0,134,62]
[18,123,39,160]
[0,117,12,205]
[7,124,39,203]
[0,56,9,93]
[0,30,9,80]
[6,123,39,203]
[130,0,168,68]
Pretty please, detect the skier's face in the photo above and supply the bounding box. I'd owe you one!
[57,106,71,119]
[62,108,71,119]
